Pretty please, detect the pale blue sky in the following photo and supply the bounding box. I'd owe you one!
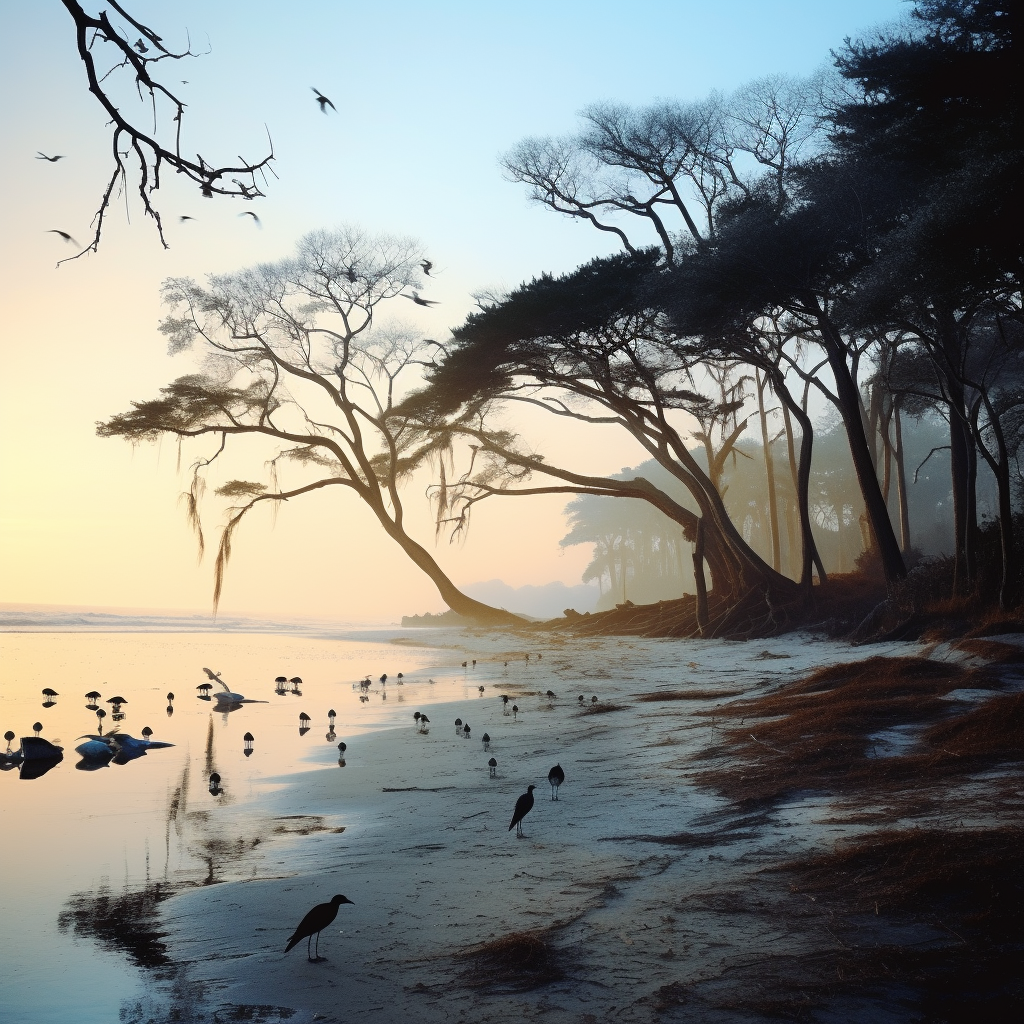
[0,0,908,619]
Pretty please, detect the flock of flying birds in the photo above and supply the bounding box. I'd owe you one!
[37,86,442,306]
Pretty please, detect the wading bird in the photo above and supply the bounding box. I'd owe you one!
[508,785,535,837]
[548,764,565,800]
[482,733,490,751]
[488,757,497,777]
[285,894,353,962]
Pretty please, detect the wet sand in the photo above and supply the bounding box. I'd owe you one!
[137,629,974,1023]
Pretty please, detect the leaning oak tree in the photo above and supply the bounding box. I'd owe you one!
[98,227,522,626]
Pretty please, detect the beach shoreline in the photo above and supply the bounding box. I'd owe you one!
[96,626,1024,1023]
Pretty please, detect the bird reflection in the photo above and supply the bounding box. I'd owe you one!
[16,735,65,779]
[166,704,175,717]
[337,757,346,767]
[75,731,174,767]
[326,728,336,742]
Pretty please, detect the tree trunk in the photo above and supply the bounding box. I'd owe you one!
[755,369,782,573]
[893,402,911,552]
[379,517,525,626]
[692,517,709,634]
[819,319,907,585]
[780,399,801,580]
[773,372,827,591]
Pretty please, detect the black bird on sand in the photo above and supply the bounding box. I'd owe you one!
[548,763,565,800]
[37,152,64,162]
[488,757,497,777]
[508,785,536,837]
[312,87,336,113]
[284,894,353,961]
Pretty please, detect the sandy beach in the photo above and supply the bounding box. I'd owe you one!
[88,625,1024,1024]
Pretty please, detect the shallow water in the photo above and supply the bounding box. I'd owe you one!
[0,625,469,1024]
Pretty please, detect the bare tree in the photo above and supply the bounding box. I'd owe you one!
[98,227,521,626]
[59,1,274,262]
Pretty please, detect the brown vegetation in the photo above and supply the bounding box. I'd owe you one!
[634,688,745,702]
[693,655,1019,805]
[457,929,566,991]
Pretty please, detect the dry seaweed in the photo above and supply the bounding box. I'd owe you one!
[634,688,745,702]
[457,929,567,992]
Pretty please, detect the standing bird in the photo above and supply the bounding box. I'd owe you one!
[284,894,353,962]
[455,717,462,735]
[379,674,387,685]
[36,152,65,162]
[508,785,536,837]
[414,712,422,728]
[482,732,490,751]
[548,763,565,801]
[312,87,336,114]
[488,757,497,777]
[166,692,174,703]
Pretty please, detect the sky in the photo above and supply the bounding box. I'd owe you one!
[0,0,907,623]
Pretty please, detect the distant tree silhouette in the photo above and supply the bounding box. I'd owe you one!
[97,227,520,625]
[59,1,274,261]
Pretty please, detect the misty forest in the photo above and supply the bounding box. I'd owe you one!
[4,2,1023,1023]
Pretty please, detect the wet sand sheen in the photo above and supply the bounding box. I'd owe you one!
[0,628,452,1024]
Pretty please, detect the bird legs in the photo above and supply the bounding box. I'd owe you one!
[516,820,525,838]
[550,784,559,801]
[307,931,326,962]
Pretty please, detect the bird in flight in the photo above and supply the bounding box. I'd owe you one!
[240,211,261,227]
[36,152,64,162]
[179,215,195,222]
[312,88,336,114]
[420,259,433,276]
[47,229,79,246]
[134,39,148,53]
[404,291,439,307]
[285,894,354,962]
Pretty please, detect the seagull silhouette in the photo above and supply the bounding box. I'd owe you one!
[36,152,64,162]
[285,894,353,961]
[404,291,438,307]
[47,230,79,246]
[420,259,433,276]
[312,88,336,114]
[240,211,261,227]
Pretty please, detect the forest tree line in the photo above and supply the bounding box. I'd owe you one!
[101,0,1022,631]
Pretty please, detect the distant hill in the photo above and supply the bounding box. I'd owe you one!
[461,579,600,620]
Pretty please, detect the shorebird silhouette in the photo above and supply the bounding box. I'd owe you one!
[312,88,336,113]
[488,756,497,777]
[285,894,353,961]
[548,763,565,800]
[36,152,64,162]
[508,785,535,837]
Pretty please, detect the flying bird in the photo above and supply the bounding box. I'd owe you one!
[284,894,353,962]
[36,152,64,162]
[508,785,536,837]
[312,88,336,114]
[420,259,433,276]
[179,215,195,222]
[47,230,79,246]
[240,211,261,227]
[404,291,439,307]
[548,763,565,800]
